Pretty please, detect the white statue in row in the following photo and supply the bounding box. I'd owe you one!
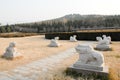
[73,44,105,71]
[2,42,22,59]
[96,35,111,50]
[70,35,77,42]
[48,37,61,47]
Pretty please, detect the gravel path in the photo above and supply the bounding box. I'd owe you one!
[0,48,76,80]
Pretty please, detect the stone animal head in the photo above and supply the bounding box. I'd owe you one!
[107,36,111,41]
[102,35,108,40]
[96,37,102,41]
[102,35,106,38]
[55,37,59,40]
[75,44,93,54]
[51,39,55,42]
[73,35,76,38]
[70,36,73,38]
[9,42,16,47]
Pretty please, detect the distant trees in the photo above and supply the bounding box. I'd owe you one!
[0,24,12,33]
[0,27,6,33]
[0,15,120,33]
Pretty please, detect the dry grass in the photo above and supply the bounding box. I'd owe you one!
[0,35,79,71]
[0,32,40,38]
[37,41,120,80]
[77,29,120,32]
[0,34,119,80]
[102,42,120,80]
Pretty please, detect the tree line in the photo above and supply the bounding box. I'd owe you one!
[0,24,14,33]
[0,15,120,33]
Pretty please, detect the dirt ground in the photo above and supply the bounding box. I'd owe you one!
[37,41,120,80]
[0,35,81,71]
[0,35,120,79]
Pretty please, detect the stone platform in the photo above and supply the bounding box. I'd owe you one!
[68,65,109,76]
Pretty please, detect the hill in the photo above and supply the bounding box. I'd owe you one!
[40,14,105,23]
[0,14,120,33]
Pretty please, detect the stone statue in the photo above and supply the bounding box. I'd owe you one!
[107,36,111,44]
[55,37,59,40]
[3,42,22,59]
[70,35,77,42]
[73,44,105,71]
[48,37,60,47]
[96,37,102,42]
[96,35,111,50]
[102,35,111,44]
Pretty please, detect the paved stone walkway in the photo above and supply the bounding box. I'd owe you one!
[0,48,76,80]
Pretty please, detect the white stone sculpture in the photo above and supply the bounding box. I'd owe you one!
[70,35,77,42]
[96,37,102,42]
[73,44,105,71]
[102,35,111,44]
[55,37,59,40]
[107,36,111,44]
[3,42,22,59]
[96,35,111,50]
[48,37,60,47]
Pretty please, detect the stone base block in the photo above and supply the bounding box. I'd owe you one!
[2,53,23,60]
[70,40,77,42]
[48,43,60,47]
[73,63,104,71]
[96,45,111,51]
[68,65,109,76]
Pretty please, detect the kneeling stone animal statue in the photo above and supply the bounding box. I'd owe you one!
[3,42,22,59]
[74,44,105,71]
[49,37,60,47]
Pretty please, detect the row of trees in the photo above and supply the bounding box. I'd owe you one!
[0,15,120,33]
[0,25,13,33]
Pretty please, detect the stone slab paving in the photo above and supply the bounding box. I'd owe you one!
[0,48,76,80]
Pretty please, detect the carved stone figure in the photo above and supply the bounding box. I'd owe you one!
[73,44,105,71]
[102,35,111,44]
[96,35,111,50]
[48,37,60,47]
[70,35,77,42]
[3,42,22,59]
[96,37,102,42]
[54,37,59,40]
[107,36,111,44]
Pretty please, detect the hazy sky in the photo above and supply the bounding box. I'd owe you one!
[0,0,120,25]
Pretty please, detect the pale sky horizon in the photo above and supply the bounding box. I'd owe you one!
[0,0,120,25]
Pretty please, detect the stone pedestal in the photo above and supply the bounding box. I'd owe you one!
[68,65,109,76]
[73,63,104,71]
[96,44,111,51]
